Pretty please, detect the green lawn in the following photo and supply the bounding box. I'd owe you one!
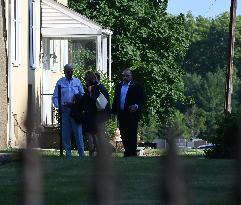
[0,153,236,205]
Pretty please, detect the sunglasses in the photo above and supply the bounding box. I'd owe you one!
[66,70,73,74]
[122,74,130,77]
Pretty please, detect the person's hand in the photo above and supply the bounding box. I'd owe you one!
[63,102,74,108]
[129,105,137,112]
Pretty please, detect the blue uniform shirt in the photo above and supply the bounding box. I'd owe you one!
[52,77,84,108]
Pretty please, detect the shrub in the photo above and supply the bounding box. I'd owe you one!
[205,111,241,158]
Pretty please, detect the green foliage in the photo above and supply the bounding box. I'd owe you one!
[173,110,192,140]
[73,64,86,83]
[181,11,241,154]
[182,66,241,142]
[69,40,96,71]
[183,12,241,78]
[69,0,190,123]
[176,12,241,147]
[96,70,115,104]
[105,118,117,141]
[138,113,160,142]
[183,73,202,107]
[182,70,224,141]
[183,13,229,75]
[184,105,206,139]
[206,111,241,158]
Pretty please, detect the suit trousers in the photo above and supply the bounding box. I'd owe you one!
[118,111,138,156]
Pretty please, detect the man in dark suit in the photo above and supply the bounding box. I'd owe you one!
[112,68,146,157]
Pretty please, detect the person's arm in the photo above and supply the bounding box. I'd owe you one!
[136,84,147,109]
[52,81,60,108]
[98,84,110,102]
[129,84,146,112]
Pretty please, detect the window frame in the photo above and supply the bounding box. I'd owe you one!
[29,0,36,69]
[11,0,21,66]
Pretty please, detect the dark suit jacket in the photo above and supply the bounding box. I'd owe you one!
[112,81,146,120]
[70,94,85,124]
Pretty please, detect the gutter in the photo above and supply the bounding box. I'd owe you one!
[7,0,13,147]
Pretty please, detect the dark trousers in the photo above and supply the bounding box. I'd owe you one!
[118,111,138,156]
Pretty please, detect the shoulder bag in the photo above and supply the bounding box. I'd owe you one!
[96,92,108,111]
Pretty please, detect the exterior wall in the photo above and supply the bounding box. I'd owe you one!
[10,0,67,146]
[10,0,29,147]
[0,1,8,149]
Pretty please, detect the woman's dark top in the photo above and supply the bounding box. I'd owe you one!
[83,82,110,135]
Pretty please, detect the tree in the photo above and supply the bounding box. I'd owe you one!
[184,105,206,139]
[182,69,225,141]
[183,12,241,78]
[173,110,192,140]
[183,13,228,75]
[69,0,190,123]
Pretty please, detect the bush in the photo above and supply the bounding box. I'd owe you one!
[205,111,241,158]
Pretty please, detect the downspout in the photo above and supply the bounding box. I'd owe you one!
[7,0,13,147]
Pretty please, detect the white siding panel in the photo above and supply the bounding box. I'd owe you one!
[41,0,102,30]
[42,16,77,21]
[42,19,81,24]
[41,4,88,28]
[42,24,88,29]
[42,4,69,26]
[41,12,64,17]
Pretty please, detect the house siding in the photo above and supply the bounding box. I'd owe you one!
[9,0,29,147]
[0,2,8,148]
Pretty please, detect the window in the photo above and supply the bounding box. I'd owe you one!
[11,0,21,65]
[29,0,36,69]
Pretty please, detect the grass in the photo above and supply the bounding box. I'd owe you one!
[0,150,236,205]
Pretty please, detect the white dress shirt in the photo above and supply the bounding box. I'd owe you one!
[52,77,84,108]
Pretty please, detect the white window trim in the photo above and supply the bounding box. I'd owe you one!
[29,0,36,69]
[11,0,21,66]
[61,40,68,71]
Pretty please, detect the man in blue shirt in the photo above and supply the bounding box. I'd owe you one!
[112,68,146,157]
[52,64,85,157]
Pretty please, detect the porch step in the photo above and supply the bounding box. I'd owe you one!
[35,126,60,149]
